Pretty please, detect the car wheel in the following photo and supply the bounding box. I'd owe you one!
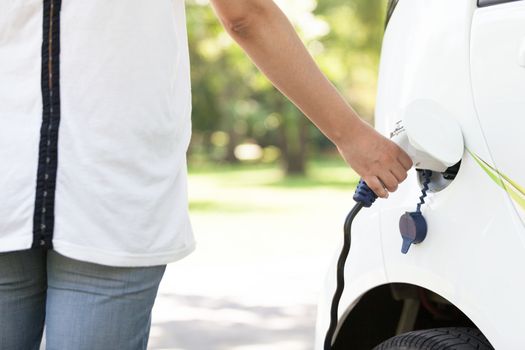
[373,327,494,350]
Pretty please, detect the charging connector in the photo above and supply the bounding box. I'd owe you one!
[324,173,433,349]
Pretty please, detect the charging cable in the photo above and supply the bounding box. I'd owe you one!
[324,171,432,349]
[323,180,377,350]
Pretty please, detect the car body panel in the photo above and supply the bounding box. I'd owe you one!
[471,2,525,225]
[315,1,525,349]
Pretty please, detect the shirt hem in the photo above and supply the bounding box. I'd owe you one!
[51,239,196,267]
[0,236,33,253]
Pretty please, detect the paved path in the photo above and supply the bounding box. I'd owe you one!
[149,184,352,350]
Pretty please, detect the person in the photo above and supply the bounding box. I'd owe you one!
[0,0,412,349]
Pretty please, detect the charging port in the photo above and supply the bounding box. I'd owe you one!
[443,161,461,180]
[417,161,461,192]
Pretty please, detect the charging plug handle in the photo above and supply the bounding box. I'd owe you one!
[353,179,378,207]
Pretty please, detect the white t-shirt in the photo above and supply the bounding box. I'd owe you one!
[0,0,195,266]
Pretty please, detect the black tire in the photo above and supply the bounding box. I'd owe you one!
[373,327,494,350]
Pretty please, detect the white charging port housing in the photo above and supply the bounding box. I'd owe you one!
[390,99,464,173]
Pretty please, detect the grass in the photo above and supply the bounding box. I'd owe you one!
[188,157,359,213]
[189,157,359,188]
[189,158,358,218]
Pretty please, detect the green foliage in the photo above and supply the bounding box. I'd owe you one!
[186,0,387,170]
[314,0,387,118]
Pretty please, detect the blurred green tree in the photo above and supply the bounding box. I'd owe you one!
[186,0,387,175]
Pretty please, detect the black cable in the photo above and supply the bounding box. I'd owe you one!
[324,201,364,350]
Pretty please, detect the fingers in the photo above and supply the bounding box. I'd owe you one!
[363,176,388,199]
[391,164,408,183]
[363,170,405,199]
[377,144,412,196]
[397,151,413,171]
[379,171,398,193]
[337,125,414,199]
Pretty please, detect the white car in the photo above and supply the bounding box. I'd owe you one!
[315,0,525,349]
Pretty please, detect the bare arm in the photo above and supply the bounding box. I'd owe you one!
[209,0,412,197]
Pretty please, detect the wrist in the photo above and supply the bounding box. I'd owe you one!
[328,110,365,149]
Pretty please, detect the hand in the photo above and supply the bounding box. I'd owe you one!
[336,119,413,198]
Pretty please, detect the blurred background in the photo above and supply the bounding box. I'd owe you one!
[150,0,388,349]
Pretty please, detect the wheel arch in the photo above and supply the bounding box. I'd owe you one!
[331,282,492,350]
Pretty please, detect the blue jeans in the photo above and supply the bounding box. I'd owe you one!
[0,248,166,350]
